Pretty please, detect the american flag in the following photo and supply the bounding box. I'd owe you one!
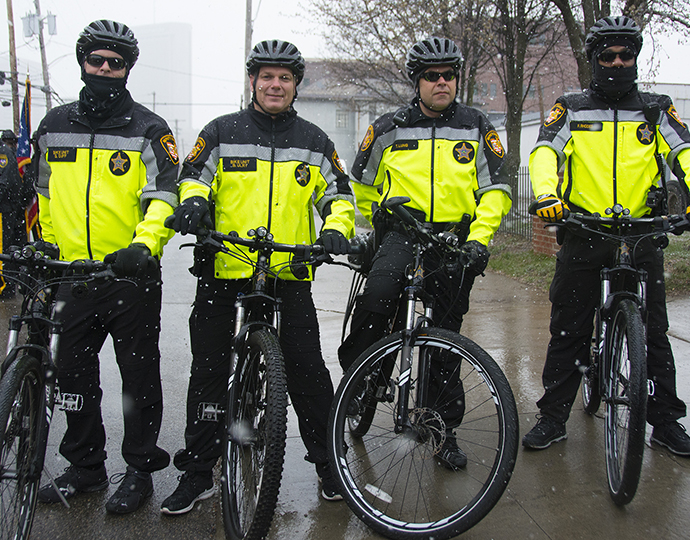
[18,78,39,239]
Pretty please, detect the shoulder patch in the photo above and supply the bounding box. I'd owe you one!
[160,134,179,164]
[0,154,7,168]
[360,125,374,152]
[667,105,686,128]
[186,137,206,163]
[331,150,345,174]
[484,130,505,158]
[544,104,565,126]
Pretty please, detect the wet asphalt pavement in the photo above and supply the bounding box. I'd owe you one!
[5,232,690,540]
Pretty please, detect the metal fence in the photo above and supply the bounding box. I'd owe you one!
[498,166,532,240]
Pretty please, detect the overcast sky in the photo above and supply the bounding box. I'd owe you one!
[1,0,688,131]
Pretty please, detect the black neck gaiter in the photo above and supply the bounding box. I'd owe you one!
[79,72,130,120]
[590,63,638,102]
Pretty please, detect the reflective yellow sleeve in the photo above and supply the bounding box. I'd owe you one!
[529,146,560,199]
[675,148,690,202]
[133,199,175,258]
[323,198,356,239]
[352,182,380,226]
[467,189,512,245]
[179,180,212,202]
[37,193,56,244]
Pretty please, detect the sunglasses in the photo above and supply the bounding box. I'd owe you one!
[422,70,457,82]
[598,49,636,63]
[85,54,127,71]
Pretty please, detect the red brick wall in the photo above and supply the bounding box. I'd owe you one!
[532,217,559,256]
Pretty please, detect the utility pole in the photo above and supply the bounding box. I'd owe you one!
[244,0,252,109]
[33,0,51,110]
[5,0,20,131]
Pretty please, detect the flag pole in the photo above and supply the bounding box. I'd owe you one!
[5,0,20,131]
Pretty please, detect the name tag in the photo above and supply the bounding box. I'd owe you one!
[223,157,257,172]
[391,140,418,151]
[47,147,77,161]
[570,121,603,132]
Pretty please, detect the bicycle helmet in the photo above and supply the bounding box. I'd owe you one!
[405,37,462,82]
[76,20,139,68]
[246,40,305,85]
[584,16,643,61]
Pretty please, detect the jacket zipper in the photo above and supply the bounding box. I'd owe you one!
[430,120,436,222]
[268,118,276,232]
[86,130,95,259]
[613,107,618,207]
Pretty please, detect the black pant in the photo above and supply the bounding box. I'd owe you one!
[338,230,476,427]
[173,277,334,474]
[0,210,26,296]
[538,232,686,426]
[55,269,169,473]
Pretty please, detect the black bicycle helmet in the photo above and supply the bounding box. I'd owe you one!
[584,16,643,61]
[405,37,462,82]
[76,20,139,68]
[246,40,305,85]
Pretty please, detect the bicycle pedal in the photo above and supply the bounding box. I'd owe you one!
[198,402,224,421]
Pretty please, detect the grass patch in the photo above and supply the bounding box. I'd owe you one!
[487,231,690,297]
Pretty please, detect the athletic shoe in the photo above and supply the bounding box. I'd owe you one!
[522,415,567,450]
[316,462,343,502]
[436,432,468,470]
[651,421,690,456]
[37,464,108,503]
[105,466,153,514]
[160,472,216,515]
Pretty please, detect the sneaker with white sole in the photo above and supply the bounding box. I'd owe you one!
[160,471,216,515]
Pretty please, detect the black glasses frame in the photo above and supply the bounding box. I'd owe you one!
[85,54,127,71]
[422,70,457,83]
[598,49,636,63]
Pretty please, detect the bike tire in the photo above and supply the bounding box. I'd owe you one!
[329,327,519,540]
[221,329,288,540]
[583,319,602,415]
[0,355,43,540]
[605,299,647,506]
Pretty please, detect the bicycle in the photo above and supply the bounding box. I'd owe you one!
[179,226,357,540]
[557,205,688,505]
[0,245,114,540]
[328,196,519,540]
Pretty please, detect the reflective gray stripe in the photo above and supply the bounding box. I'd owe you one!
[569,109,613,122]
[532,141,568,169]
[42,131,147,152]
[477,183,512,197]
[140,138,177,208]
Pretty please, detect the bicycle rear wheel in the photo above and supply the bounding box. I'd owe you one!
[221,329,288,540]
[329,327,519,540]
[0,355,43,540]
[605,299,647,506]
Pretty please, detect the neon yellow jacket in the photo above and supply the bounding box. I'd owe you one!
[530,89,690,216]
[35,96,179,261]
[351,99,512,245]
[178,106,355,280]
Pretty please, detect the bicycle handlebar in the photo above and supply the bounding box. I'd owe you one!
[561,211,689,237]
[0,245,113,277]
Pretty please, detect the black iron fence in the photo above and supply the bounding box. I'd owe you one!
[498,166,533,240]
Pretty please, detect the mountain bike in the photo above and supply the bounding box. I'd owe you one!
[566,205,688,505]
[0,245,114,540]
[328,197,519,540]
[182,227,357,540]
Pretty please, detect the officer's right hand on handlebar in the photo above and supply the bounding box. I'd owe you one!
[318,229,349,255]
[532,194,569,223]
[460,240,490,274]
[167,196,213,235]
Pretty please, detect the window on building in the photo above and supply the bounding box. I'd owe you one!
[490,83,497,98]
[336,110,349,129]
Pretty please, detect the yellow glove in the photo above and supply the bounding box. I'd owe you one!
[534,194,568,223]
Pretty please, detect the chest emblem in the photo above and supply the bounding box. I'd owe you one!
[636,123,655,145]
[109,151,131,176]
[295,163,311,187]
[453,142,475,164]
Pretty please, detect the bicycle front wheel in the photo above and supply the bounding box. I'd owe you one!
[221,330,288,540]
[605,299,647,506]
[0,355,43,540]
[329,327,519,540]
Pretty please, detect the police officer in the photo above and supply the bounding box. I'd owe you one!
[160,39,355,514]
[524,16,690,456]
[34,20,179,512]
[0,131,28,298]
[338,37,512,469]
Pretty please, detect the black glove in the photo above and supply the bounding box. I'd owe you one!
[318,229,349,255]
[103,243,156,278]
[167,196,212,235]
[459,240,490,275]
[30,240,60,259]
